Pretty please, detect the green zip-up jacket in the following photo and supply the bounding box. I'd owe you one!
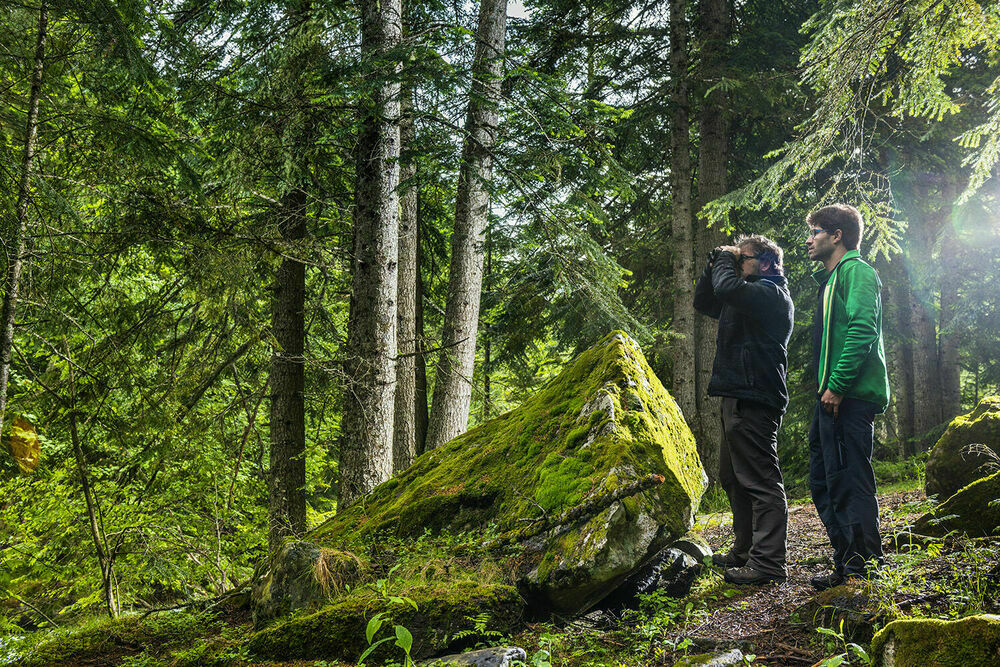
[812,250,890,413]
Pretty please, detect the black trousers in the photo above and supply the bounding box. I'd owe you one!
[719,397,788,577]
[808,398,883,576]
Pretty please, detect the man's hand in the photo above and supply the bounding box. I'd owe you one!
[821,389,843,418]
[718,245,739,255]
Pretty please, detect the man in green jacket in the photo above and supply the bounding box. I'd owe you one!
[805,204,890,591]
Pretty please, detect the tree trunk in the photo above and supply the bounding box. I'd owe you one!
[693,0,730,486]
[883,257,915,455]
[393,96,418,473]
[425,0,508,450]
[0,1,47,438]
[414,207,429,456]
[65,341,118,618]
[268,187,308,549]
[267,3,312,549]
[669,0,696,428]
[339,0,402,507]
[908,190,942,450]
[938,178,962,423]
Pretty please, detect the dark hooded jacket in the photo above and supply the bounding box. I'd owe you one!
[693,252,794,412]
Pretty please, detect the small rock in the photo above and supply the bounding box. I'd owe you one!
[673,648,745,666]
[600,547,702,610]
[420,646,527,667]
[671,531,712,564]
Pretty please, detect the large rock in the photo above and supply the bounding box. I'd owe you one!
[310,331,706,615]
[870,614,1000,666]
[925,396,1000,500]
[251,542,364,629]
[912,471,1000,538]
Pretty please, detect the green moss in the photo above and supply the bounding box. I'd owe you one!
[870,615,1000,667]
[926,396,1000,500]
[913,471,1000,537]
[247,583,524,663]
[22,611,216,666]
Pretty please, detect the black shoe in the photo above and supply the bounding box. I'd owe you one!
[724,565,786,586]
[810,571,861,591]
[712,551,749,568]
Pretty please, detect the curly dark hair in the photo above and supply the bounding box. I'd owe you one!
[735,234,784,276]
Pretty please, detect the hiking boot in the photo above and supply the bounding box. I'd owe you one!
[723,565,786,586]
[810,571,863,591]
[711,551,749,568]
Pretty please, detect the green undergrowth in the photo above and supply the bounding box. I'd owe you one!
[310,332,704,551]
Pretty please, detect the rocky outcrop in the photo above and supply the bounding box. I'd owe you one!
[925,396,1000,500]
[912,471,1000,538]
[870,614,1000,666]
[309,331,706,616]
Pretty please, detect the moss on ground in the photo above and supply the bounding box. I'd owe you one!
[913,471,1000,537]
[870,614,1000,667]
[310,331,704,553]
[925,396,1000,500]
[247,582,524,663]
[19,610,230,666]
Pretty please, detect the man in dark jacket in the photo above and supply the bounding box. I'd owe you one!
[694,234,794,585]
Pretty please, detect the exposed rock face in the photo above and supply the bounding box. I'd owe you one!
[251,542,363,629]
[870,614,1000,667]
[925,396,1000,500]
[913,471,1000,538]
[311,331,706,615]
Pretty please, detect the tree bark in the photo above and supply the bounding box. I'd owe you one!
[339,0,402,507]
[669,0,696,428]
[414,208,429,456]
[268,187,308,549]
[693,0,730,486]
[425,0,508,450]
[0,1,47,438]
[882,255,916,455]
[393,96,418,473]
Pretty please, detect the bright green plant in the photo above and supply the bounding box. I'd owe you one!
[816,620,871,666]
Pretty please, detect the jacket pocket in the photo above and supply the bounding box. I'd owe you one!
[742,346,755,388]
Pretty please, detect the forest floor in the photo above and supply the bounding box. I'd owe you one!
[11,484,1000,666]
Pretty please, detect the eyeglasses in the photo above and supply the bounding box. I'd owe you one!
[738,254,759,263]
[806,228,828,239]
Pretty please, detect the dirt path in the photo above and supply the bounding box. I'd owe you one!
[690,489,927,665]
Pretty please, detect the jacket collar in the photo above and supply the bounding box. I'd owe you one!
[812,249,861,285]
[752,274,787,287]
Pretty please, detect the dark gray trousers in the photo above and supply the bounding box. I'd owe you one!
[808,399,883,576]
[719,397,788,577]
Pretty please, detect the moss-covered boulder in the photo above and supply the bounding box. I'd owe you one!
[870,614,1000,666]
[311,331,706,615]
[925,396,1000,500]
[912,471,1000,537]
[252,541,364,629]
[247,582,524,663]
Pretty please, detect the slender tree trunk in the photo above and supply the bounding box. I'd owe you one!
[908,194,942,450]
[339,0,402,506]
[693,0,730,486]
[938,178,962,422]
[393,96,418,473]
[883,257,915,455]
[425,0,507,450]
[268,187,308,549]
[65,341,118,618]
[669,0,696,427]
[414,208,429,456]
[0,1,47,438]
[483,224,493,421]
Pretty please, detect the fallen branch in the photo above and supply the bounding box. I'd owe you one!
[487,473,666,550]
